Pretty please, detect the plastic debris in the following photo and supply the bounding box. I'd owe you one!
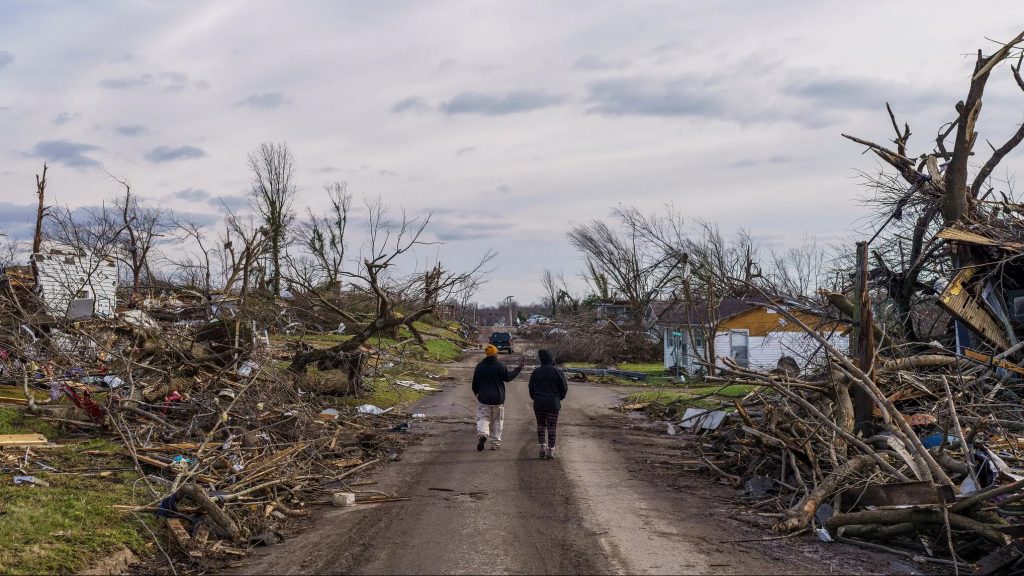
[13,475,50,487]
[395,380,441,392]
[237,360,260,377]
[357,404,385,415]
[319,408,340,420]
[332,492,356,507]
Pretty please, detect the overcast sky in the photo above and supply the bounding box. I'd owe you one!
[1,1,1023,304]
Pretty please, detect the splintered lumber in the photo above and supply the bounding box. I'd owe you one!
[0,433,47,447]
[936,226,1024,250]
[961,348,1024,376]
[937,267,1011,350]
[0,396,29,405]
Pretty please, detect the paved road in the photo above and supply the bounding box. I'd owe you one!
[237,341,720,575]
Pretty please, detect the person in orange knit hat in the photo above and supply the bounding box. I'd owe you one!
[471,344,523,451]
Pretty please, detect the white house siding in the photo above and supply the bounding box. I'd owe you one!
[712,331,849,371]
[662,328,707,373]
[34,250,118,318]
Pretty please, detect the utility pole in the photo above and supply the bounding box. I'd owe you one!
[505,295,514,327]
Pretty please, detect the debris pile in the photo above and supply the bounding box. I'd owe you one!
[0,304,434,568]
[652,231,1024,570]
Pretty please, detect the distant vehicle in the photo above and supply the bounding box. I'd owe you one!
[526,314,550,325]
[488,331,514,354]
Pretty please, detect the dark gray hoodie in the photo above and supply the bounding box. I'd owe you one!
[528,349,568,412]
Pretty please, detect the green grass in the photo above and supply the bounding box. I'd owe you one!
[0,407,59,437]
[617,362,668,375]
[421,339,462,362]
[335,378,428,409]
[627,384,759,410]
[0,411,150,574]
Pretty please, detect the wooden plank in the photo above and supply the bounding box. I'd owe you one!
[936,227,1024,250]
[0,433,48,446]
[937,267,1011,350]
[0,397,30,405]
[962,348,1024,376]
[945,226,1014,246]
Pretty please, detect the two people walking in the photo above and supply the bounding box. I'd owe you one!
[471,345,568,459]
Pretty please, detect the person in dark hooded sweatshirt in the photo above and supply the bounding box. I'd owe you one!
[472,344,524,451]
[528,349,568,459]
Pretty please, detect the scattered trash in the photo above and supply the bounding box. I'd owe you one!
[13,475,50,487]
[411,413,426,419]
[319,408,340,420]
[357,404,385,415]
[742,475,774,500]
[679,408,727,431]
[395,380,441,392]
[332,492,356,507]
[237,360,260,378]
[815,528,833,543]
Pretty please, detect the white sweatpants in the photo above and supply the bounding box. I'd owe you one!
[476,403,505,445]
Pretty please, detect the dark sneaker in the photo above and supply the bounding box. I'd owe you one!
[477,436,486,451]
[539,446,547,459]
[546,448,555,460]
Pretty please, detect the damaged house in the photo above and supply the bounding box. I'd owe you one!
[655,297,849,375]
[2,244,118,321]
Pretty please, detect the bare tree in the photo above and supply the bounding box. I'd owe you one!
[568,209,686,329]
[294,182,351,295]
[841,31,1024,342]
[248,142,297,296]
[288,196,493,394]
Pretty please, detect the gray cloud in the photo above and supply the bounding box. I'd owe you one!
[728,155,796,169]
[456,146,476,156]
[585,76,722,118]
[379,169,399,177]
[572,54,629,71]
[392,96,432,114]
[145,145,207,163]
[784,76,952,111]
[439,90,566,115]
[160,71,189,83]
[208,194,249,211]
[174,210,221,227]
[0,51,13,71]
[173,188,209,201]
[0,202,38,238]
[584,74,847,127]
[99,74,153,89]
[53,112,81,125]
[432,220,511,242]
[25,140,102,168]
[233,92,288,109]
[115,124,147,136]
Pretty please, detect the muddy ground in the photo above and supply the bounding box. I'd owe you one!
[228,338,933,575]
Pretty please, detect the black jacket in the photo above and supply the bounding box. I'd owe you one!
[472,356,522,405]
[528,349,568,412]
